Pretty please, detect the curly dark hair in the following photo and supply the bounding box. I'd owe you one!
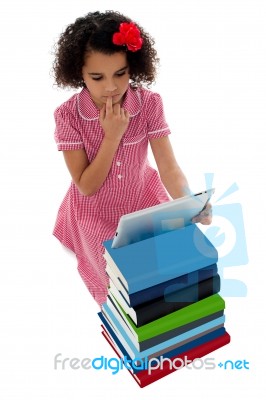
[52,10,159,89]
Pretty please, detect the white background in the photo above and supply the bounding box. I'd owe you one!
[0,0,265,398]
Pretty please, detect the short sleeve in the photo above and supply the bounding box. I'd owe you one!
[146,92,171,139]
[54,104,84,151]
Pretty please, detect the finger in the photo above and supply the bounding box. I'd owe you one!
[200,202,212,218]
[203,202,212,212]
[99,104,106,121]
[192,214,212,224]
[199,216,212,225]
[124,109,130,120]
[201,209,212,218]
[121,108,130,119]
[192,202,212,221]
[120,107,125,118]
[113,103,121,115]
[192,217,200,223]
[105,96,113,115]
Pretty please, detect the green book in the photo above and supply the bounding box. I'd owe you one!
[109,293,225,342]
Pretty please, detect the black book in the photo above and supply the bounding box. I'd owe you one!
[109,274,221,327]
[106,263,218,307]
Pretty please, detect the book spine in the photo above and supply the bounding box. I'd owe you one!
[116,294,225,342]
[134,332,231,387]
[136,275,221,327]
[128,264,218,307]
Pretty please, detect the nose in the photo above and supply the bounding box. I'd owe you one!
[105,79,117,93]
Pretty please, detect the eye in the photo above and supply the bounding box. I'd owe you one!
[91,76,102,81]
[116,71,126,77]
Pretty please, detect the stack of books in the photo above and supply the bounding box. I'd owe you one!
[98,224,230,387]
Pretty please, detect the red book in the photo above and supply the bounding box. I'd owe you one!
[101,330,231,388]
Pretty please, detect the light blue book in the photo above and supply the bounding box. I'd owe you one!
[103,224,218,294]
[101,302,225,361]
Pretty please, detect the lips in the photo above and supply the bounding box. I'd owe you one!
[103,94,119,98]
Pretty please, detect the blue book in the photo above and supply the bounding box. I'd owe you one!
[101,302,225,361]
[109,274,221,327]
[103,224,218,294]
[107,291,224,351]
[106,263,218,307]
[100,312,226,374]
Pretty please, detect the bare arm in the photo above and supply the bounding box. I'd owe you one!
[62,97,129,196]
[63,138,120,196]
[150,136,189,199]
[150,136,212,224]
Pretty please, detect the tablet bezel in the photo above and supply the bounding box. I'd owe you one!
[111,188,215,248]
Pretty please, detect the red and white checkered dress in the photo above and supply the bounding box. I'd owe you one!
[53,86,171,305]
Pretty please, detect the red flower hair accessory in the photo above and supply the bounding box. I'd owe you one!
[112,22,143,52]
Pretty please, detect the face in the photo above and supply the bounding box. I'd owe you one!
[82,51,130,109]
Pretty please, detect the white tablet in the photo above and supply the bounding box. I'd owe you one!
[111,188,215,248]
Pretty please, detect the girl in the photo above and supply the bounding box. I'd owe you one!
[52,10,212,306]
